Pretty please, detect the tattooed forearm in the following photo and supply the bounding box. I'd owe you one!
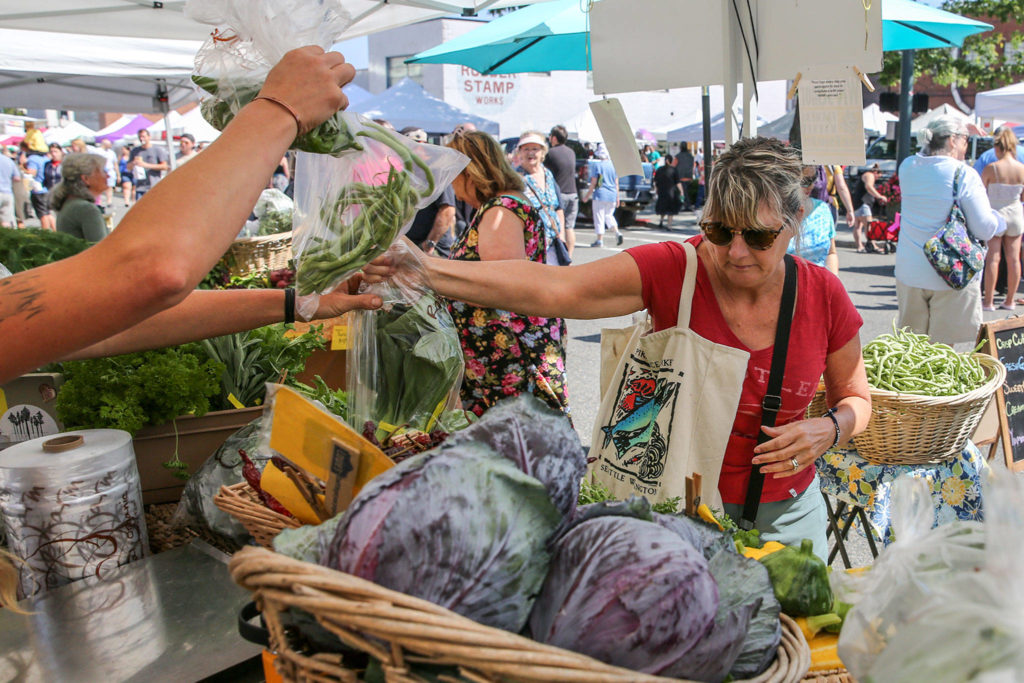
[0,272,46,321]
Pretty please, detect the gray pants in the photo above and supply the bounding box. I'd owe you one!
[559,191,579,233]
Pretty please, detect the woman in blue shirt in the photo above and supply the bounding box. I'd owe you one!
[583,143,623,248]
[789,165,838,274]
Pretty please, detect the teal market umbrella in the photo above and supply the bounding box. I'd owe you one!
[883,0,992,51]
[880,0,992,166]
[407,0,589,75]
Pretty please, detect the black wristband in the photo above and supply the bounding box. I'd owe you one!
[823,407,841,449]
[284,287,295,324]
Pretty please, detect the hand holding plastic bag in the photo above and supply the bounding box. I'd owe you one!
[186,0,359,153]
[835,473,1024,681]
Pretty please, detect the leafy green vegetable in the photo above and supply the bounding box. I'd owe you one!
[291,375,347,417]
[55,346,223,435]
[200,324,325,409]
[360,290,462,440]
[578,477,681,515]
[258,208,292,236]
[0,226,91,272]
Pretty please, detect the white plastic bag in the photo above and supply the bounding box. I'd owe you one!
[291,125,467,301]
[186,0,362,155]
[836,472,1024,681]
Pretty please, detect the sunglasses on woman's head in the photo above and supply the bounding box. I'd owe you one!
[699,221,786,251]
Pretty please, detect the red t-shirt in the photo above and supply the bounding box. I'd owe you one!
[626,237,862,503]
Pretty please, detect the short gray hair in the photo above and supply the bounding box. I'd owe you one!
[49,153,106,212]
[916,115,969,155]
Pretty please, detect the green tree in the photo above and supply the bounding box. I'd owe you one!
[877,0,1024,91]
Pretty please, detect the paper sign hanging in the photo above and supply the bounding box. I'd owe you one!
[589,98,644,179]
[797,66,866,167]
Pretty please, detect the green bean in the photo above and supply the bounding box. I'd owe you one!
[862,323,989,396]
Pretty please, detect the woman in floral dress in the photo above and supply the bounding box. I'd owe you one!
[445,130,569,417]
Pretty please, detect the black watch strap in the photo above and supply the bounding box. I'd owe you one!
[284,287,295,324]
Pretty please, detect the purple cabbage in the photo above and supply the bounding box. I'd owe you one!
[528,516,721,679]
[654,512,735,561]
[444,394,585,518]
[320,442,561,632]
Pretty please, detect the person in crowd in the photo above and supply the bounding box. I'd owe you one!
[851,163,887,253]
[790,165,838,274]
[441,130,569,417]
[583,143,623,248]
[39,142,64,227]
[653,153,683,229]
[677,145,695,211]
[69,138,90,154]
[981,127,1024,311]
[51,153,109,242]
[403,127,456,258]
[516,130,566,265]
[270,152,289,191]
[24,143,54,230]
[13,143,32,228]
[98,139,119,208]
[974,125,1024,176]
[176,133,199,166]
[545,125,579,256]
[643,143,662,169]
[895,115,1004,347]
[813,165,856,227]
[118,146,134,206]
[127,128,169,199]
[365,137,871,557]
[0,45,368,387]
[22,121,46,154]
[450,123,477,240]
[0,144,21,229]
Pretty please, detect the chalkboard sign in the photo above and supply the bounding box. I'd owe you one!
[979,318,1024,471]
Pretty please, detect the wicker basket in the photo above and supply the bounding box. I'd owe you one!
[802,669,854,683]
[807,353,1005,466]
[225,231,293,278]
[229,546,812,683]
[214,482,301,549]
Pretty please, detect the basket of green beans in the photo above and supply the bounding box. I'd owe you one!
[823,326,1006,465]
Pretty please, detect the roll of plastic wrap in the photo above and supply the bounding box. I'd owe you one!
[0,429,149,598]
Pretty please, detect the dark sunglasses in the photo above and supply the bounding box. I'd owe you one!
[800,175,816,187]
[700,221,786,251]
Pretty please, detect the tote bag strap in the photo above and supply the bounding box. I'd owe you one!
[740,254,798,530]
[676,241,700,328]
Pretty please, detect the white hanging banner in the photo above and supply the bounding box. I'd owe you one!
[589,98,644,178]
[797,66,866,166]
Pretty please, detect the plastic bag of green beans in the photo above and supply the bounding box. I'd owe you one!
[289,125,467,314]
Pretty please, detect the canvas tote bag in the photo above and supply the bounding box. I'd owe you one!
[589,242,749,509]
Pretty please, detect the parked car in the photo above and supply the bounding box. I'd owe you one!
[848,134,992,182]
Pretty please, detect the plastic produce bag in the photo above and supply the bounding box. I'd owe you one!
[347,258,464,443]
[291,130,467,301]
[186,0,362,155]
[836,474,1000,680]
[254,188,293,236]
[174,418,270,545]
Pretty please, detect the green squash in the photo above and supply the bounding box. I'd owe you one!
[758,539,833,617]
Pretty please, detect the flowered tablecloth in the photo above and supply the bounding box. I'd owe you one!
[816,441,988,546]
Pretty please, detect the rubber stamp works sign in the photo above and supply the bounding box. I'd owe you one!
[457,67,521,115]
[797,66,866,167]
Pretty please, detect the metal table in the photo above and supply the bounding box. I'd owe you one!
[0,541,261,682]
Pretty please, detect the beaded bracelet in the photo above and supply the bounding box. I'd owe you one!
[823,407,841,449]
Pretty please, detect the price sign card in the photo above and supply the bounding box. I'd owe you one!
[797,66,866,167]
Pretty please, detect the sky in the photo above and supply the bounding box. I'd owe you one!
[331,37,370,71]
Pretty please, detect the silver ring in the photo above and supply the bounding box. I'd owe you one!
[790,457,799,470]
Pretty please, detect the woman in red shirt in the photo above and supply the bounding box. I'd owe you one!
[366,137,871,556]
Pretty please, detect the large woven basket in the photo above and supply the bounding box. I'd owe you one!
[225,231,293,278]
[229,546,811,683]
[807,353,1005,466]
[214,482,300,549]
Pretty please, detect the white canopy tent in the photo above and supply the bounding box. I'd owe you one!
[350,78,499,135]
[147,107,221,143]
[0,27,200,167]
[911,103,981,134]
[0,0,548,42]
[975,82,1024,121]
[863,103,898,136]
[565,107,603,143]
[43,120,97,146]
[93,115,134,138]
